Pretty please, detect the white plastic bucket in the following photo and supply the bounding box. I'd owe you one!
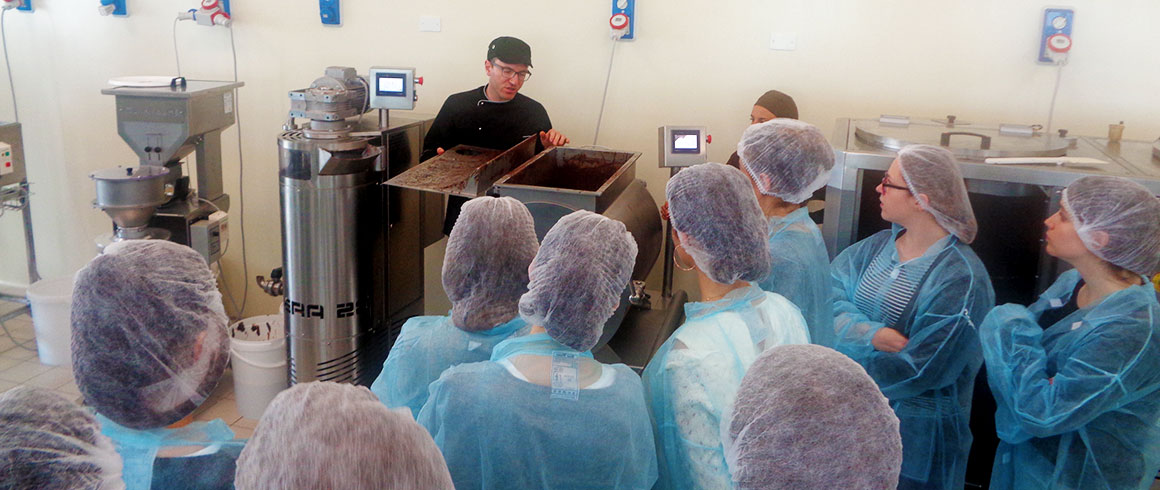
[25,276,76,366]
[229,314,289,420]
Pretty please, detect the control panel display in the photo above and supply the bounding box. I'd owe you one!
[671,130,700,154]
[659,125,709,168]
[376,72,406,96]
[367,67,416,110]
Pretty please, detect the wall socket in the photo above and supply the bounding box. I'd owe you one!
[419,15,441,32]
[770,33,797,51]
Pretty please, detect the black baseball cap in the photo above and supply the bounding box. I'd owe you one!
[487,36,533,67]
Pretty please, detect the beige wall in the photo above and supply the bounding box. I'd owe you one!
[2,0,1158,316]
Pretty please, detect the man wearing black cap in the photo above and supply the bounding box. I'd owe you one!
[423,36,569,234]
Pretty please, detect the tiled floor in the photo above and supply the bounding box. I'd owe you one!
[0,302,258,439]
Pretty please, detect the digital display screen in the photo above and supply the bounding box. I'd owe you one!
[376,73,406,96]
[671,130,701,154]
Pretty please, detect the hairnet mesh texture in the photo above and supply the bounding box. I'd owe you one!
[443,196,539,331]
[1061,176,1160,277]
[667,163,770,285]
[0,386,124,489]
[897,145,978,243]
[739,119,835,204]
[518,211,637,352]
[71,240,229,429]
[725,344,902,489]
[234,382,453,489]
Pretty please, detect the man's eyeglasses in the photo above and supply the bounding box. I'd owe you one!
[490,62,532,82]
[881,175,910,192]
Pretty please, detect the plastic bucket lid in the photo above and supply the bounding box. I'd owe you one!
[26,275,75,303]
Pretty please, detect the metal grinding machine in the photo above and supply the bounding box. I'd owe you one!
[271,66,440,385]
[93,79,241,263]
[388,132,686,371]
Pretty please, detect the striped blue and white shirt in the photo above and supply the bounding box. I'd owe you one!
[853,235,952,329]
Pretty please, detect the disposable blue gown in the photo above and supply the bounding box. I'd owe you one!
[371,314,528,418]
[980,269,1160,490]
[831,227,994,490]
[97,415,244,490]
[417,332,657,490]
[756,206,836,347]
[642,284,810,490]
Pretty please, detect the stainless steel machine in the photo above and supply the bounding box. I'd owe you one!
[96,79,240,263]
[826,116,1160,304]
[0,122,39,329]
[274,66,438,385]
[388,136,681,370]
[825,115,1160,488]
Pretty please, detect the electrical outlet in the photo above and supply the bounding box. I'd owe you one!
[770,32,797,51]
[419,15,440,32]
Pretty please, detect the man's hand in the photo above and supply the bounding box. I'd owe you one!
[871,328,909,353]
[539,129,569,147]
[436,147,445,155]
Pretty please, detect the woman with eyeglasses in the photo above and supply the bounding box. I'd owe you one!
[830,144,995,490]
[979,176,1160,490]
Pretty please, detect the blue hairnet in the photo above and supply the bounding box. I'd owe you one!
[723,345,902,489]
[667,163,770,285]
[739,119,835,204]
[0,387,124,489]
[518,211,637,352]
[897,145,977,243]
[71,240,229,429]
[235,382,454,489]
[1061,176,1160,277]
[443,196,539,331]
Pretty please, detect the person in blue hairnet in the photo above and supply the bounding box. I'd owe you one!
[644,162,809,490]
[830,145,994,490]
[236,382,454,489]
[723,345,903,489]
[371,196,537,417]
[417,210,657,489]
[0,386,125,489]
[71,240,244,490]
[739,119,837,347]
[979,176,1160,490]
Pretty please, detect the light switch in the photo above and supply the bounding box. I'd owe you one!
[419,15,441,32]
[770,32,797,51]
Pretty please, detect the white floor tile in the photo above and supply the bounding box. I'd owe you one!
[0,345,39,361]
[0,360,54,383]
[230,426,254,439]
[0,379,16,394]
[0,356,21,371]
[194,396,242,425]
[22,367,75,389]
[54,380,82,397]
[231,416,259,430]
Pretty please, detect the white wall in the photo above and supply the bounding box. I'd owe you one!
[2,0,1158,315]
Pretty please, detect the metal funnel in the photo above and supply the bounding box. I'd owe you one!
[90,165,172,229]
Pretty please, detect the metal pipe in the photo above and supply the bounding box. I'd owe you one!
[20,180,38,283]
[661,167,678,298]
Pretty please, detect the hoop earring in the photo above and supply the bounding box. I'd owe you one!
[673,245,695,272]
